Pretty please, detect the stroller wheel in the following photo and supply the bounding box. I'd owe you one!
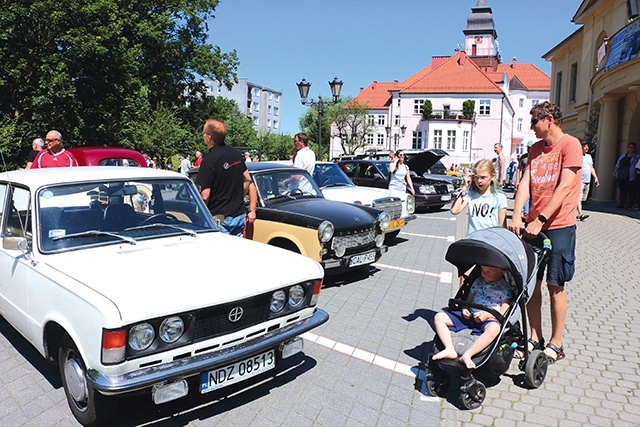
[425,368,450,397]
[524,349,548,388]
[459,380,486,410]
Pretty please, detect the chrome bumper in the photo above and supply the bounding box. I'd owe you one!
[87,309,329,394]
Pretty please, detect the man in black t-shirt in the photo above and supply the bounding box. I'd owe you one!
[196,119,252,236]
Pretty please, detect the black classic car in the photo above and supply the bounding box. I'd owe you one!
[189,162,390,274]
[337,151,455,211]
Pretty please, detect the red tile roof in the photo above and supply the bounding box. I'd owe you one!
[347,81,399,109]
[400,51,504,94]
[497,63,551,91]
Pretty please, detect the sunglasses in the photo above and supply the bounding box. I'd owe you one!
[530,115,548,126]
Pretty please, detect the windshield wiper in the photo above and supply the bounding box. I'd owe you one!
[321,183,351,188]
[53,230,137,245]
[124,223,197,237]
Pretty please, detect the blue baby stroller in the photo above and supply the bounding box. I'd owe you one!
[426,227,552,409]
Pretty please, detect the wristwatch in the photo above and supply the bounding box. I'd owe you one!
[537,214,547,224]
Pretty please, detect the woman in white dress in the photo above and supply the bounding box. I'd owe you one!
[388,150,415,195]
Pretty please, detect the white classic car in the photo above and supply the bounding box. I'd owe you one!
[313,162,416,240]
[0,167,328,426]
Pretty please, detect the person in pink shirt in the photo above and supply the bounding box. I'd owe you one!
[30,130,78,168]
[508,101,582,364]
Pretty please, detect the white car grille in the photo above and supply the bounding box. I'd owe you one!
[372,198,403,220]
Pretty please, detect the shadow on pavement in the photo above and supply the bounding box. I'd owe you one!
[0,316,62,388]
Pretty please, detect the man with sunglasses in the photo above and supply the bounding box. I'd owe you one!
[507,101,582,365]
[29,130,78,168]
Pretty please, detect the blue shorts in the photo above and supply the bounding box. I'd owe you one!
[445,310,499,336]
[219,214,246,237]
[536,225,576,287]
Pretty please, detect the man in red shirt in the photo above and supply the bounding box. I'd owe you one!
[193,150,203,167]
[30,130,78,168]
[508,101,582,365]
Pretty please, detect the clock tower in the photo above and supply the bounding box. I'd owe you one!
[463,0,500,68]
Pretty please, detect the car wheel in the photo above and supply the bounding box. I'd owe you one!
[58,336,117,426]
[384,230,400,241]
[270,239,301,254]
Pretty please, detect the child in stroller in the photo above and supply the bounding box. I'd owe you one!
[426,227,552,409]
[432,265,513,369]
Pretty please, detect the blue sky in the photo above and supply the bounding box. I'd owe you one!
[207,0,582,135]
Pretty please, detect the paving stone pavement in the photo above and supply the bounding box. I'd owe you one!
[0,199,638,426]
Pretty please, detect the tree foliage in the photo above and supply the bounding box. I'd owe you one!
[0,0,239,170]
[330,100,373,155]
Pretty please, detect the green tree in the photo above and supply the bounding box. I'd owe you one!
[330,100,373,155]
[251,133,294,161]
[0,0,238,167]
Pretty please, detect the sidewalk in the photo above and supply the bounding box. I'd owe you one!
[440,197,640,426]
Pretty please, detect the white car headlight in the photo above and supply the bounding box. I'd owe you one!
[288,285,305,307]
[419,185,436,194]
[129,323,155,350]
[270,290,286,312]
[378,211,390,230]
[407,195,415,214]
[318,220,334,243]
[159,316,184,343]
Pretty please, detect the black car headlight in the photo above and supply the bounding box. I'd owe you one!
[318,220,334,243]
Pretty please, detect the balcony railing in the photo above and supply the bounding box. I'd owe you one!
[421,109,476,121]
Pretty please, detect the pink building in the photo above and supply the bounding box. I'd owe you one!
[330,0,550,168]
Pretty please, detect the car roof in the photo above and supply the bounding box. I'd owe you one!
[67,147,148,167]
[0,167,184,188]
[247,162,306,173]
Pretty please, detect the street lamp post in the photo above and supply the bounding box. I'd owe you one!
[297,77,343,159]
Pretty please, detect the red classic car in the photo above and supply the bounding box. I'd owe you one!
[67,147,149,167]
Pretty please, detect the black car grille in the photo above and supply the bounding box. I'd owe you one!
[434,184,451,195]
[372,198,402,220]
[193,293,272,342]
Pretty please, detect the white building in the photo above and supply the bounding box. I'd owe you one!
[202,79,282,135]
[330,0,550,167]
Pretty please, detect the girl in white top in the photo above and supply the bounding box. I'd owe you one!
[388,150,415,195]
[451,159,507,235]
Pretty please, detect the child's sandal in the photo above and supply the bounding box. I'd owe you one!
[545,343,565,364]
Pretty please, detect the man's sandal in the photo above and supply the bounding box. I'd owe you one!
[514,338,545,359]
[545,343,565,364]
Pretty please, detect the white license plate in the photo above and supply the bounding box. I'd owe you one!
[200,350,275,394]
[348,251,376,267]
[441,194,452,201]
[388,218,405,229]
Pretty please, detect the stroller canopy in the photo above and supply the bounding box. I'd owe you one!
[445,227,536,292]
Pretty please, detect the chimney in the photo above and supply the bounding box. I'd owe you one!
[458,51,466,66]
[512,57,517,68]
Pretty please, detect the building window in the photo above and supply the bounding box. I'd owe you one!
[414,99,424,114]
[377,134,385,145]
[394,115,400,126]
[252,87,261,97]
[267,119,271,128]
[569,63,578,102]
[518,98,524,108]
[517,118,523,132]
[274,107,279,116]
[366,134,374,145]
[252,102,259,112]
[412,131,423,149]
[274,94,280,102]
[377,115,386,126]
[253,117,259,126]
[397,98,401,107]
[532,99,539,107]
[268,105,272,114]
[479,100,491,116]
[446,130,456,150]
[433,130,442,149]
[555,71,562,105]
[462,131,469,151]
[273,121,278,129]
[268,93,273,100]
[368,115,375,126]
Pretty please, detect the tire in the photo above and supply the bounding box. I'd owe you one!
[524,349,548,388]
[58,336,117,426]
[270,239,301,254]
[425,369,450,397]
[384,230,400,241]
[459,380,486,410]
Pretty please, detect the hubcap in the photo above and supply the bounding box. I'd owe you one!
[64,352,88,405]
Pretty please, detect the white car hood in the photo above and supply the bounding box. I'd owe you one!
[321,185,404,205]
[40,233,323,323]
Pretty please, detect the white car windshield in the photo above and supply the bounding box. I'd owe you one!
[253,170,322,203]
[38,178,216,253]
[313,163,354,188]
